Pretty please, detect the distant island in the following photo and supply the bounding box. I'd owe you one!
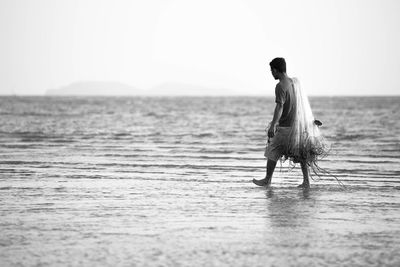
[45,81,142,96]
[46,81,237,96]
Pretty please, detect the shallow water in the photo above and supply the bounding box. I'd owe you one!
[1,96,400,266]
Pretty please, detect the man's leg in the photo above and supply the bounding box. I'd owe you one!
[266,159,277,184]
[253,159,277,186]
[299,161,310,188]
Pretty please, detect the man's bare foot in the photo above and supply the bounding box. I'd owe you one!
[297,183,310,189]
[253,178,270,187]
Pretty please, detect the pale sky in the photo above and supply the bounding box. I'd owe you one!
[1,0,399,96]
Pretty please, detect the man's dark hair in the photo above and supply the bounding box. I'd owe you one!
[269,57,286,73]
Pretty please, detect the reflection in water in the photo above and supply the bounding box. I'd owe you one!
[300,188,310,199]
[260,187,320,265]
[264,187,316,229]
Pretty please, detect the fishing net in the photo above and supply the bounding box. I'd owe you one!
[283,78,331,179]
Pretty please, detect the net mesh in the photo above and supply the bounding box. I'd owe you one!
[283,78,331,178]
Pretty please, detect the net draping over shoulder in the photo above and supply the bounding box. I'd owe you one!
[284,78,330,176]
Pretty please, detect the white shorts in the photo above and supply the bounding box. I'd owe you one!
[264,127,290,161]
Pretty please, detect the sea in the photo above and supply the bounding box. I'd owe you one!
[0,96,399,266]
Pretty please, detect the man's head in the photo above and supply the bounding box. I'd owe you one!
[269,57,286,80]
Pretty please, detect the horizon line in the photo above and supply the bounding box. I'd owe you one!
[1,93,400,98]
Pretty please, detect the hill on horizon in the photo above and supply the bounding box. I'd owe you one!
[45,81,240,96]
[45,81,143,96]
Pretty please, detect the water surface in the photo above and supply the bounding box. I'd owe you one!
[0,96,399,266]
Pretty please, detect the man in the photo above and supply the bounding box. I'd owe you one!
[253,57,310,188]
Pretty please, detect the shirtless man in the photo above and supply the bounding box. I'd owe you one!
[253,58,310,188]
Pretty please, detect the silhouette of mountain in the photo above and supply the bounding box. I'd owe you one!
[46,81,237,96]
[46,81,142,96]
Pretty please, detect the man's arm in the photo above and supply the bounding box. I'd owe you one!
[268,103,283,138]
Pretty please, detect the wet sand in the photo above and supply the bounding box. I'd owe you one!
[1,174,400,267]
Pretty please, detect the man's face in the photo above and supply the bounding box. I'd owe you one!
[270,68,278,80]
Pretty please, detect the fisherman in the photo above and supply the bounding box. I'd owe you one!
[253,58,327,188]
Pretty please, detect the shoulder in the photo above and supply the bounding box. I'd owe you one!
[291,77,300,85]
[275,82,288,95]
[275,82,284,91]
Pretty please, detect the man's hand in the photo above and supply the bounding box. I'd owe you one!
[268,124,276,138]
[268,103,283,139]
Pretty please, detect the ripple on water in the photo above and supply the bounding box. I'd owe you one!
[1,96,400,266]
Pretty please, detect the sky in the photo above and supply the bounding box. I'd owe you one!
[1,0,399,96]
